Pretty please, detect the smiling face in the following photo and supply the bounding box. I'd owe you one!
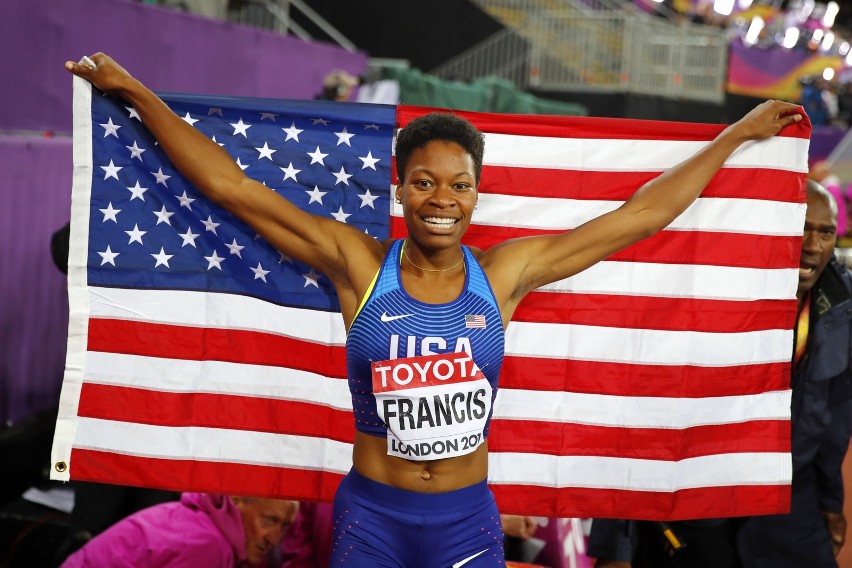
[397,140,478,250]
[798,187,837,301]
[232,497,297,565]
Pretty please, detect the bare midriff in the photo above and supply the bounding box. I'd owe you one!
[352,431,489,492]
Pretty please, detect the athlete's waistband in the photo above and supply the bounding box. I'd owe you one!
[345,468,492,514]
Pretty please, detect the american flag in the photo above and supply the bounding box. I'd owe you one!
[52,78,810,520]
[465,314,487,329]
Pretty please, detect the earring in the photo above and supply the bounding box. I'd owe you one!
[395,197,402,204]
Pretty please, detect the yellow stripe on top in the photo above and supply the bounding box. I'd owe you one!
[353,242,404,322]
[353,269,381,323]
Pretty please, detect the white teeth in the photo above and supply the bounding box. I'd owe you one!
[423,217,456,226]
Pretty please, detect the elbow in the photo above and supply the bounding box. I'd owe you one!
[628,207,673,241]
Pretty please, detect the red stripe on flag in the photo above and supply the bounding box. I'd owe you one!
[515,292,796,333]
[488,419,790,459]
[500,357,790,397]
[77,383,355,443]
[70,448,343,503]
[391,217,800,269]
[398,105,812,142]
[88,319,347,377]
[490,483,791,519]
[480,166,805,202]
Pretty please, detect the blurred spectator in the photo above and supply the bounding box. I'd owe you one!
[837,83,852,127]
[315,70,360,102]
[824,81,840,125]
[279,501,332,568]
[810,161,848,237]
[802,76,830,126]
[61,493,297,568]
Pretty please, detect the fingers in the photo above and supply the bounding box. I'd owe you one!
[65,57,95,77]
[65,53,108,77]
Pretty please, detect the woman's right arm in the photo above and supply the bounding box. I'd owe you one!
[65,53,383,292]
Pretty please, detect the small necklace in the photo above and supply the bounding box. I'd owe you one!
[403,246,464,273]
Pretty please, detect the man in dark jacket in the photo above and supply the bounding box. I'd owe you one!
[590,180,852,568]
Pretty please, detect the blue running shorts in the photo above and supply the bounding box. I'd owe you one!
[330,469,505,567]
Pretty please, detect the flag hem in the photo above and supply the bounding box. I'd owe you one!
[50,77,94,481]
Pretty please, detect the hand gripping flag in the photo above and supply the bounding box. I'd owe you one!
[52,77,810,520]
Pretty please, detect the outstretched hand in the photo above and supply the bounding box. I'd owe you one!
[64,52,134,97]
[729,99,804,141]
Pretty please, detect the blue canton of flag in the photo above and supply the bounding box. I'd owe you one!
[87,91,396,312]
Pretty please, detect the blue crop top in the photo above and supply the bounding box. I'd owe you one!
[346,240,505,446]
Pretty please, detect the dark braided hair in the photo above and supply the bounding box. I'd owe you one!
[395,112,485,185]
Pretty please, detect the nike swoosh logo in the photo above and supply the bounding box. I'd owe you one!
[452,548,489,567]
[380,312,414,322]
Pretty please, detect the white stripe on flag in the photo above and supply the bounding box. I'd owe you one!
[74,417,353,472]
[393,196,805,236]
[494,388,791,428]
[85,352,353,410]
[89,287,347,344]
[506,321,792,365]
[482,133,809,173]
[487,451,793,490]
[540,262,798,301]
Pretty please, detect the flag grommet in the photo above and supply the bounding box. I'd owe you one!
[54,461,67,473]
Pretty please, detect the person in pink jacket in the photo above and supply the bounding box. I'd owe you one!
[61,493,297,568]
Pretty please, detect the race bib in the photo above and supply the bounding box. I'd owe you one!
[371,352,492,461]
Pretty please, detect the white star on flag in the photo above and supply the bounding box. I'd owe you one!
[256,142,276,160]
[153,205,175,226]
[101,160,122,180]
[231,118,251,137]
[126,141,146,160]
[125,224,146,245]
[307,146,328,165]
[98,245,119,266]
[235,157,249,171]
[181,112,199,125]
[302,268,321,288]
[283,122,303,142]
[127,181,148,201]
[331,206,351,223]
[260,112,278,121]
[151,168,171,186]
[208,107,223,116]
[226,239,245,258]
[101,117,121,138]
[332,166,352,186]
[358,190,379,209]
[151,248,173,268]
[281,163,301,182]
[176,191,195,210]
[358,151,380,170]
[305,186,327,205]
[311,117,330,125]
[201,216,220,234]
[178,228,200,248]
[204,250,225,270]
[334,126,354,146]
[99,202,121,223]
[125,106,140,120]
[363,124,380,130]
[251,263,271,282]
